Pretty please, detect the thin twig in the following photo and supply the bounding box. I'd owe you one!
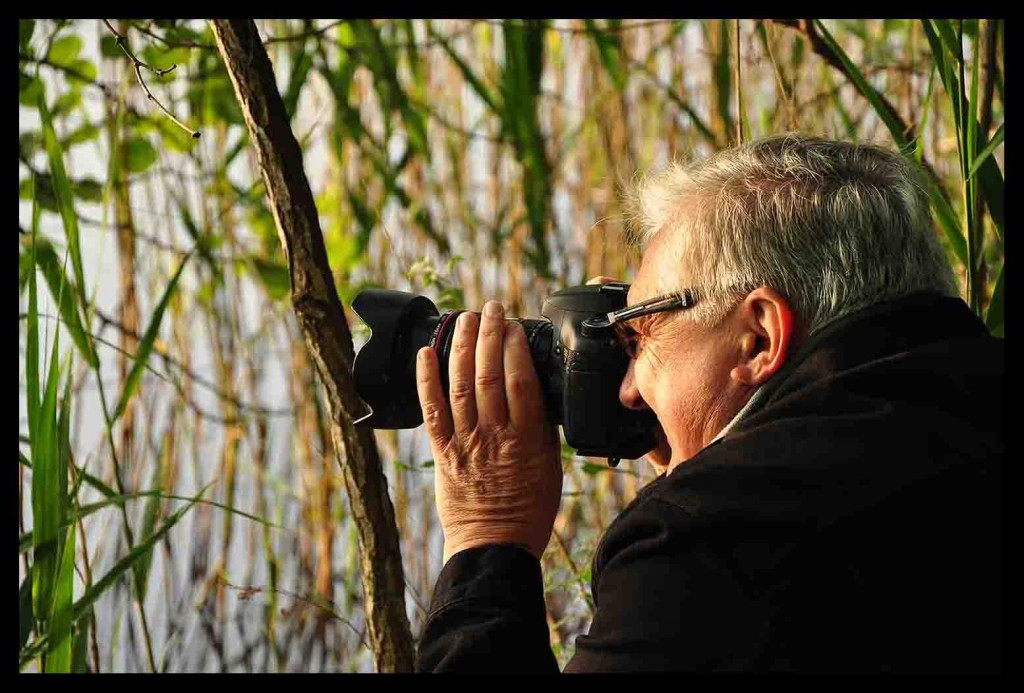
[217,576,369,650]
[102,19,201,139]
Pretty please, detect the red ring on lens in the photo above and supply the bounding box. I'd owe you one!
[431,310,462,356]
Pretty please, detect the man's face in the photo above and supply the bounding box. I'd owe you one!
[619,230,750,470]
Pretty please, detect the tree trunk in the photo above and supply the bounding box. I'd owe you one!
[210,19,414,672]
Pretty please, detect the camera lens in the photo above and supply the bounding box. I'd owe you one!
[430,313,557,420]
[351,289,558,429]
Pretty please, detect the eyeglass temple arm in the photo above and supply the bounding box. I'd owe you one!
[604,290,694,325]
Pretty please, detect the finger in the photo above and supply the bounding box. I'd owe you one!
[585,275,620,286]
[475,300,508,427]
[504,322,545,432]
[416,347,453,450]
[448,311,479,437]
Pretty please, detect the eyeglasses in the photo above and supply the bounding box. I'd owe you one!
[583,289,699,359]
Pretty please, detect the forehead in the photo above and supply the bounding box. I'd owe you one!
[628,228,680,306]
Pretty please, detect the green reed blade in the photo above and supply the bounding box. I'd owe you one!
[112,251,194,422]
[37,88,88,322]
[31,314,61,627]
[22,236,97,368]
[45,523,75,672]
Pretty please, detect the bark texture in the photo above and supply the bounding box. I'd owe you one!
[210,19,414,672]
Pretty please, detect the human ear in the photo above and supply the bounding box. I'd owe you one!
[729,287,795,387]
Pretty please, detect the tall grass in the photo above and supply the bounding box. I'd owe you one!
[18,18,1003,672]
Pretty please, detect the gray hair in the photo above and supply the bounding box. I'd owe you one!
[624,134,960,336]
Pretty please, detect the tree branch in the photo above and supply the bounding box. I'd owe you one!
[209,19,414,673]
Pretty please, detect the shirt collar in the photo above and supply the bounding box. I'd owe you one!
[711,386,765,444]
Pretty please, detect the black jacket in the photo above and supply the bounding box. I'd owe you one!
[415,293,1003,673]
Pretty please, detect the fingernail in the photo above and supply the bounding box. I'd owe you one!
[483,301,502,317]
[418,348,430,362]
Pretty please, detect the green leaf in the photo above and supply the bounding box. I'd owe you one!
[19,75,43,107]
[713,20,733,143]
[31,309,62,621]
[19,575,34,650]
[283,41,314,120]
[38,87,89,325]
[432,25,502,116]
[72,177,104,202]
[500,20,552,276]
[26,190,41,496]
[100,35,122,58]
[19,130,43,158]
[924,183,968,265]
[915,65,938,162]
[920,21,1004,246]
[20,19,35,53]
[68,59,97,83]
[144,44,189,73]
[22,235,98,368]
[52,88,83,116]
[933,20,962,63]
[985,262,1003,336]
[175,195,223,281]
[22,173,58,212]
[72,611,92,673]
[164,46,192,67]
[62,123,100,150]
[156,116,197,153]
[134,441,168,597]
[140,45,162,70]
[813,20,906,148]
[247,256,291,301]
[127,138,158,173]
[20,246,33,295]
[969,122,1004,178]
[975,155,1004,244]
[46,524,75,672]
[349,20,430,160]
[18,451,117,506]
[48,35,82,66]
[113,251,194,422]
[208,77,244,125]
[585,19,627,91]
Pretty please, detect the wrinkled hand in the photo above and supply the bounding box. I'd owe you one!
[586,275,673,473]
[416,301,563,564]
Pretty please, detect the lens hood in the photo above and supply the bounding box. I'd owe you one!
[352,289,440,428]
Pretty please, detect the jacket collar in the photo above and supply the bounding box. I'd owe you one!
[744,292,988,417]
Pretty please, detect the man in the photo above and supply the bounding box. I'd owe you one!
[413,135,1002,672]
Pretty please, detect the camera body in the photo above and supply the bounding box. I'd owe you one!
[536,283,657,462]
[351,283,658,466]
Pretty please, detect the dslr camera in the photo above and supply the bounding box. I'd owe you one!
[351,283,658,466]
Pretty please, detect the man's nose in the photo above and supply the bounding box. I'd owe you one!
[619,360,648,410]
